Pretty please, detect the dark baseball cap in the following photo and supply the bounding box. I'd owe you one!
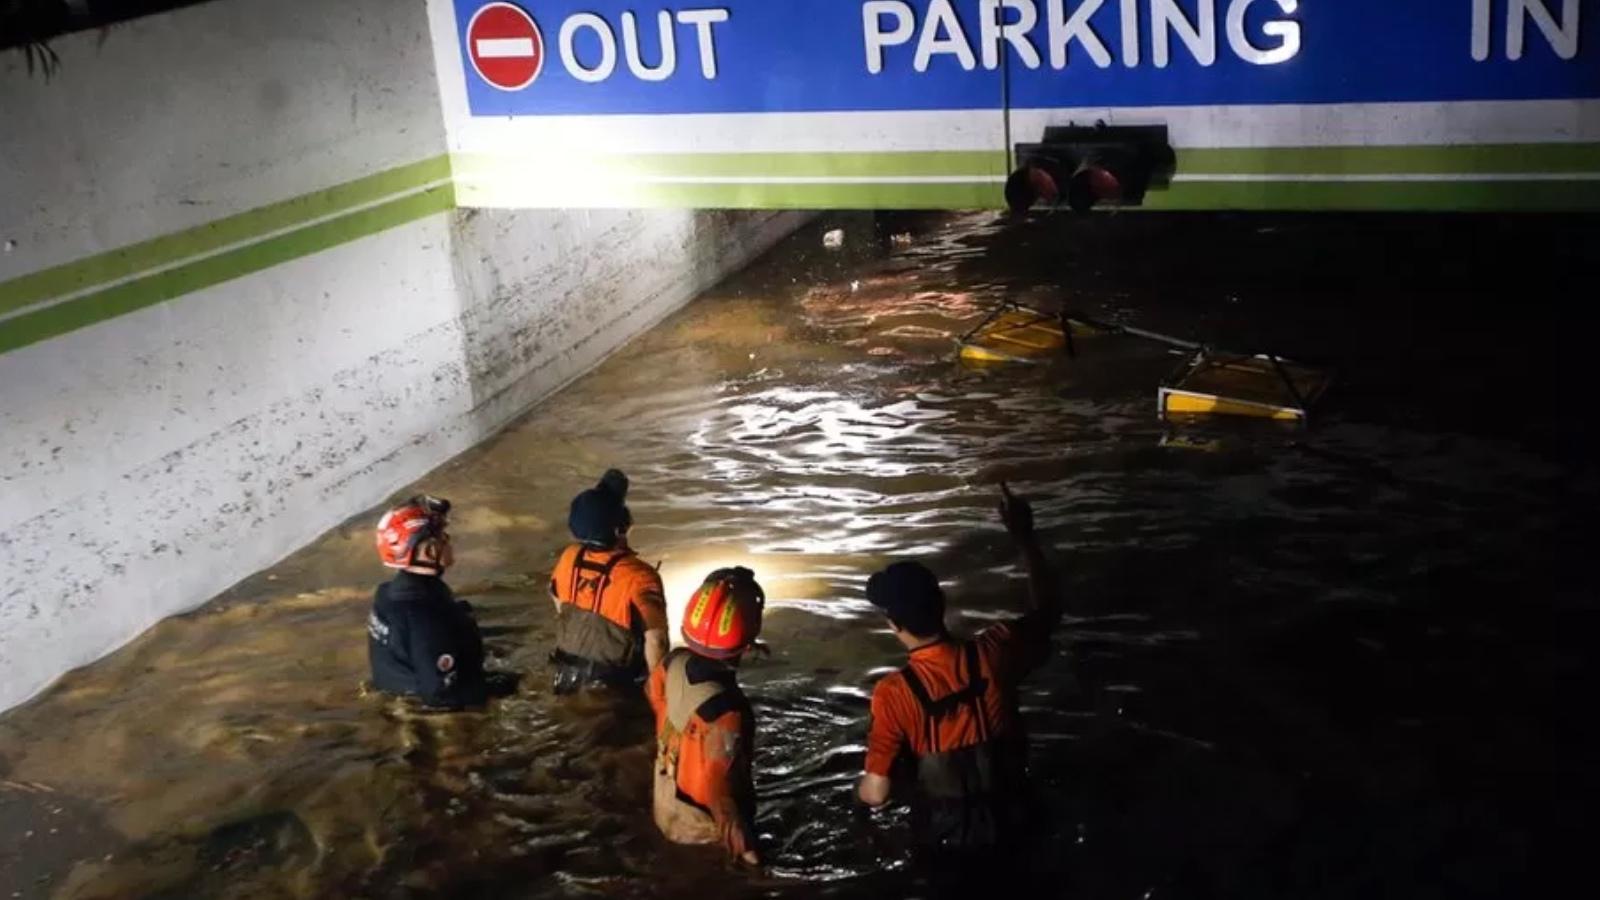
[866,561,946,637]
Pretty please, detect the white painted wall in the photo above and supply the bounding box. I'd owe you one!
[442,100,1600,159]
[0,0,804,712]
[447,206,802,434]
[0,0,447,281]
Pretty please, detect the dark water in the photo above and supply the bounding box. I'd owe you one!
[1,211,1591,899]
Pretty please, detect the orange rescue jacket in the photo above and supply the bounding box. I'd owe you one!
[867,622,1047,849]
[647,649,757,858]
[549,544,667,674]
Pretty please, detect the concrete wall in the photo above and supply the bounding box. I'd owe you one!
[0,0,802,712]
[447,207,800,434]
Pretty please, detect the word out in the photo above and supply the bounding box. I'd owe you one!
[550,7,730,83]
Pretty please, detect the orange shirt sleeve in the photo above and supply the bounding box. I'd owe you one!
[628,566,669,632]
[864,675,908,777]
[645,659,668,724]
[976,617,1051,687]
[548,545,577,603]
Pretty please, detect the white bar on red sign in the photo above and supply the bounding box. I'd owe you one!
[476,38,537,58]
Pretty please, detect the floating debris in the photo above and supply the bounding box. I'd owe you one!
[1161,351,1331,424]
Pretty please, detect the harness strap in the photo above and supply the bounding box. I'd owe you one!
[901,642,990,754]
[567,548,583,608]
[567,547,631,614]
[664,649,733,733]
[675,786,713,816]
[966,642,990,743]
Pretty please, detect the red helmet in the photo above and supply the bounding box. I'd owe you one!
[375,495,451,571]
[681,567,765,659]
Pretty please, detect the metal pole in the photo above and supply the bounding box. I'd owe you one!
[997,1,1013,173]
[1266,354,1312,420]
[1067,312,1206,352]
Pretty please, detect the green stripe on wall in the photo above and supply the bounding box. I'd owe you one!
[0,185,454,356]
[454,180,1004,210]
[1147,179,1600,211]
[453,150,1007,179]
[1180,143,1600,175]
[0,156,451,318]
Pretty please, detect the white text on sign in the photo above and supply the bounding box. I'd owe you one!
[862,0,1305,72]
[1472,0,1583,61]
[557,7,731,83]
[861,0,1584,74]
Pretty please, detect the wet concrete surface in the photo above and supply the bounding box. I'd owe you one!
[0,210,1592,899]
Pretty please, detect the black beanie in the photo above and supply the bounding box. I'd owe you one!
[567,469,632,547]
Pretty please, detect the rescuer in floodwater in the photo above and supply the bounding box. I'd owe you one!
[548,469,670,694]
[367,495,490,709]
[857,483,1062,875]
[647,567,766,866]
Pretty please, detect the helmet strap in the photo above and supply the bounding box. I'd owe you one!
[404,528,447,575]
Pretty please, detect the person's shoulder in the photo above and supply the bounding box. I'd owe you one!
[974,613,1053,674]
[975,619,1020,643]
[867,669,915,733]
[615,554,664,586]
[407,575,455,607]
[973,618,1029,658]
[696,679,751,724]
[683,653,736,686]
[551,543,582,570]
[869,667,909,702]
[373,577,415,609]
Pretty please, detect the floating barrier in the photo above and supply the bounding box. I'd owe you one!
[957,304,1330,423]
[1160,351,1331,424]
[957,308,1102,364]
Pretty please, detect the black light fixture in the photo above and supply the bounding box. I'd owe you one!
[1005,124,1178,215]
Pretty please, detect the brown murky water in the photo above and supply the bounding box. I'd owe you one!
[1,211,1590,899]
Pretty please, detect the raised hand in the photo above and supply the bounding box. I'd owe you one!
[998,482,1035,542]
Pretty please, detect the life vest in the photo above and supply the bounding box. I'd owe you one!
[652,649,748,845]
[551,545,644,676]
[903,641,1028,849]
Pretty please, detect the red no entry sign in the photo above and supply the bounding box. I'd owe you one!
[467,2,545,91]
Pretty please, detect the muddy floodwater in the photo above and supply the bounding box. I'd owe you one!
[0,212,1590,899]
